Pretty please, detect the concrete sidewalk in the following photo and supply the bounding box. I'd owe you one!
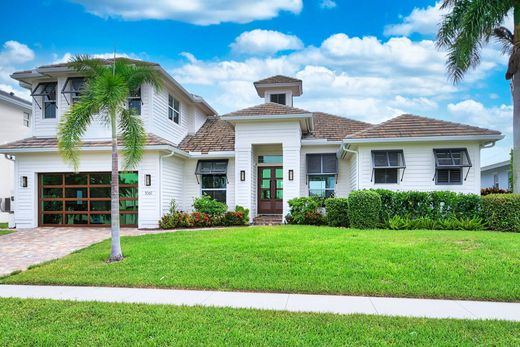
[1,285,519,321]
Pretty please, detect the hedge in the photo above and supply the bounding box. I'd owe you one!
[325,198,349,227]
[348,191,381,229]
[482,194,520,232]
[286,197,324,225]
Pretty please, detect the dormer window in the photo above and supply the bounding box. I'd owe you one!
[128,88,141,115]
[270,93,286,105]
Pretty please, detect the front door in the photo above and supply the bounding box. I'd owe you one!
[258,166,283,214]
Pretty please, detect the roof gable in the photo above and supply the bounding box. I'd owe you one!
[179,117,235,153]
[222,102,311,117]
[254,75,301,85]
[304,112,372,141]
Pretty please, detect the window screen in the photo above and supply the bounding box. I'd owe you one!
[195,160,229,175]
[306,154,338,175]
[270,93,286,105]
[371,150,405,184]
[433,148,471,185]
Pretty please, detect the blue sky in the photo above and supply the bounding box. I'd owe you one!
[0,0,513,165]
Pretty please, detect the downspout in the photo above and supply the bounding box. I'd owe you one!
[340,143,359,191]
[480,141,496,149]
[159,150,176,216]
[4,154,15,162]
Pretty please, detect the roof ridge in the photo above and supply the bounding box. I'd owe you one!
[398,113,499,132]
[222,102,311,117]
[313,111,373,126]
[345,115,400,138]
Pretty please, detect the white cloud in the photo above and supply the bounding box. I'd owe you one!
[0,41,35,100]
[230,29,304,55]
[70,0,303,25]
[320,0,336,9]
[52,52,132,64]
[384,1,445,36]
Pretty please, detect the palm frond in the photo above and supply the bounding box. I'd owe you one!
[119,108,146,169]
[68,55,106,78]
[493,26,514,55]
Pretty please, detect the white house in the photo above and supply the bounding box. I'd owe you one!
[0,90,32,225]
[0,59,504,229]
[481,160,510,190]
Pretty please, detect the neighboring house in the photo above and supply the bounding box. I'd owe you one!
[0,90,32,224]
[481,160,510,190]
[0,59,504,229]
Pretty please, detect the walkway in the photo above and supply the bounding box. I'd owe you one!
[1,285,519,321]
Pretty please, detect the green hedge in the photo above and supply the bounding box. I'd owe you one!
[287,197,324,225]
[482,194,520,232]
[348,191,381,229]
[325,198,349,227]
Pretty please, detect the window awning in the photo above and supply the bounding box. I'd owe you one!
[30,82,57,109]
[433,148,472,181]
[371,150,406,169]
[61,77,86,105]
[195,160,229,175]
[306,153,338,175]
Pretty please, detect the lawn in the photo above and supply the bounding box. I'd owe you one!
[2,226,520,301]
[0,223,13,236]
[0,298,518,346]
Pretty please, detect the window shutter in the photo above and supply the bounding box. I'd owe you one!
[322,154,338,174]
[307,155,322,174]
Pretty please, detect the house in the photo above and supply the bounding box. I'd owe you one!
[481,160,510,190]
[0,90,32,225]
[0,59,504,229]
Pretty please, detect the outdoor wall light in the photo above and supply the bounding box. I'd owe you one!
[240,170,246,181]
[21,176,28,188]
[145,174,151,186]
[288,169,294,181]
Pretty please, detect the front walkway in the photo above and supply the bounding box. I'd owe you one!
[1,284,519,321]
[0,227,186,277]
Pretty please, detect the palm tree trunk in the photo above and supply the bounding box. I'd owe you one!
[513,6,520,193]
[109,112,123,261]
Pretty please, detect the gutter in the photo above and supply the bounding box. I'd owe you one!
[222,113,312,122]
[343,134,504,144]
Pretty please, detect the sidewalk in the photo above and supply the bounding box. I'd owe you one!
[1,285,519,321]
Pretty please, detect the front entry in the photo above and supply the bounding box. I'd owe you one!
[258,166,283,214]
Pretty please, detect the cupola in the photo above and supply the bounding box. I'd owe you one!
[253,75,303,107]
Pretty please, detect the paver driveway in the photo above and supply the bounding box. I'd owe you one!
[0,227,176,277]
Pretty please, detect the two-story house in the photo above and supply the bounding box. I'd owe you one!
[0,59,503,229]
[0,90,32,225]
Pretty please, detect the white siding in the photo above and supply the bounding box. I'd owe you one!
[481,166,509,189]
[356,141,481,194]
[160,154,185,216]
[13,151,161,229]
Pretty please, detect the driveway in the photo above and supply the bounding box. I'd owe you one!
[0,227,174,277]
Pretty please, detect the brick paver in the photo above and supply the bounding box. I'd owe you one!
[0,227,183,277]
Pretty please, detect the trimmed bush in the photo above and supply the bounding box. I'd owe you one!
[482,194,520,232]
[235,205,250,225]
[191,212,212,228]
[481,187,511,196]
[193,195,227,216]
[287,197,323,224]
[325,198,349,227]
[223,211,246,226]
[348,190,381,229]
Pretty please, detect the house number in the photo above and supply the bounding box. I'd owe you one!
[144,191,153,196]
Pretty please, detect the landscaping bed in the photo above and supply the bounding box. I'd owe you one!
[0,298,519,346]
[2,226,519,301]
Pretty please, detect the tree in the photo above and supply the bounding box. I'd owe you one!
[57,56,161,261]
[437,0,520,193]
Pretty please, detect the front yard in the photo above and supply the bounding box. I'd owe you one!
[0,298,518,345]
[2,225,519,301]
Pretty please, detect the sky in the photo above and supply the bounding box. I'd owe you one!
[0,0,513,165]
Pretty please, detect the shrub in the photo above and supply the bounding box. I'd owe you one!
[348,190,381,229]
[223,211,246,226]
[481,187,511,196]
[159,214,178,229]
[325,198,349,227]
[159,212,193,229]
[193,195,227,216]
[287,197,323,224]
[387,215,484,231]
[190,212,212,228]
[234,205,250,225]
[303,211,326,225]
[482,194,520,232]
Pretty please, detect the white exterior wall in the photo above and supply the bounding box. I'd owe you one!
[300,144,351,197]
[0,99,31,223]
[356,141,482,194]
[481,166,509,189]
[234,121,301,219]
[13,151,161,229]
[160,154,185,215]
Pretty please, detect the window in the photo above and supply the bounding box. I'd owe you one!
[195,160,228,203]
[306,153,338,197]
[433,148,472,185]
[258,155,283,164]
[23,112,30,127]
[493,174,499,188]
[270,93,286,105]
[62,77,85,104]
[31,82,57,119]
[371,150,405,184]
[168,94,180,124]
[128,88,141,115]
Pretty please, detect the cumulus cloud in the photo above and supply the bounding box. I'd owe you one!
[384,1,445,36]
[320,0,337,9]
[230,29,304,55]
[0,40,35,100]
[70,0,303,25]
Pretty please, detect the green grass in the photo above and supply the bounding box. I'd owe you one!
[0,223,13,236]
[2,226,520,301]
[0,298,518,346]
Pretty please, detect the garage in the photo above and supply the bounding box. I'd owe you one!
[38,172,138,227]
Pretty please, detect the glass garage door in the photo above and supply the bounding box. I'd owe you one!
[39,172,138,227]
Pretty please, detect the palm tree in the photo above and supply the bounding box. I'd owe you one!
[437,0,520,193]
[58,55,161,262]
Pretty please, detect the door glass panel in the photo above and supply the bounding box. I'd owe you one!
[91,187,111,198]
[42,175,62,185]
[275,190,283,200]
[42,188,62,198]
[276,180,283,189]
[65,200,88,211]
[120,200,138,211]
[90,173,111,185]
[42,200,62,211]
[261,168,271,178]
[91,200,111,212]
[261,190,271,200]
[261,179,270,189]
[65,174,88,185]
[65,188,87,199]
[90,214,111,225]
[42,214,62,224]
[120,187,138,198]
[66,214,88,225]
[119,172,138,185]
[275,168,283,179]
[121,214,138,225]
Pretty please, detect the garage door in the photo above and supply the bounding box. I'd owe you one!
[39,172,138,227]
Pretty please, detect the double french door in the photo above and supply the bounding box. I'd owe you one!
[257,166,283,214]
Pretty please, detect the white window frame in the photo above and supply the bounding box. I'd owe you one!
[23,112,30,127]
[200,174,227,204]
[168,94,180,124]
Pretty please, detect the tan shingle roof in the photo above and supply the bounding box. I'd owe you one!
[0,134,175,150]
[254,75,301,85]
[222,102,311,117]
[346,114,502,139]
[304,112,373,141]
[179,117,235,153]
